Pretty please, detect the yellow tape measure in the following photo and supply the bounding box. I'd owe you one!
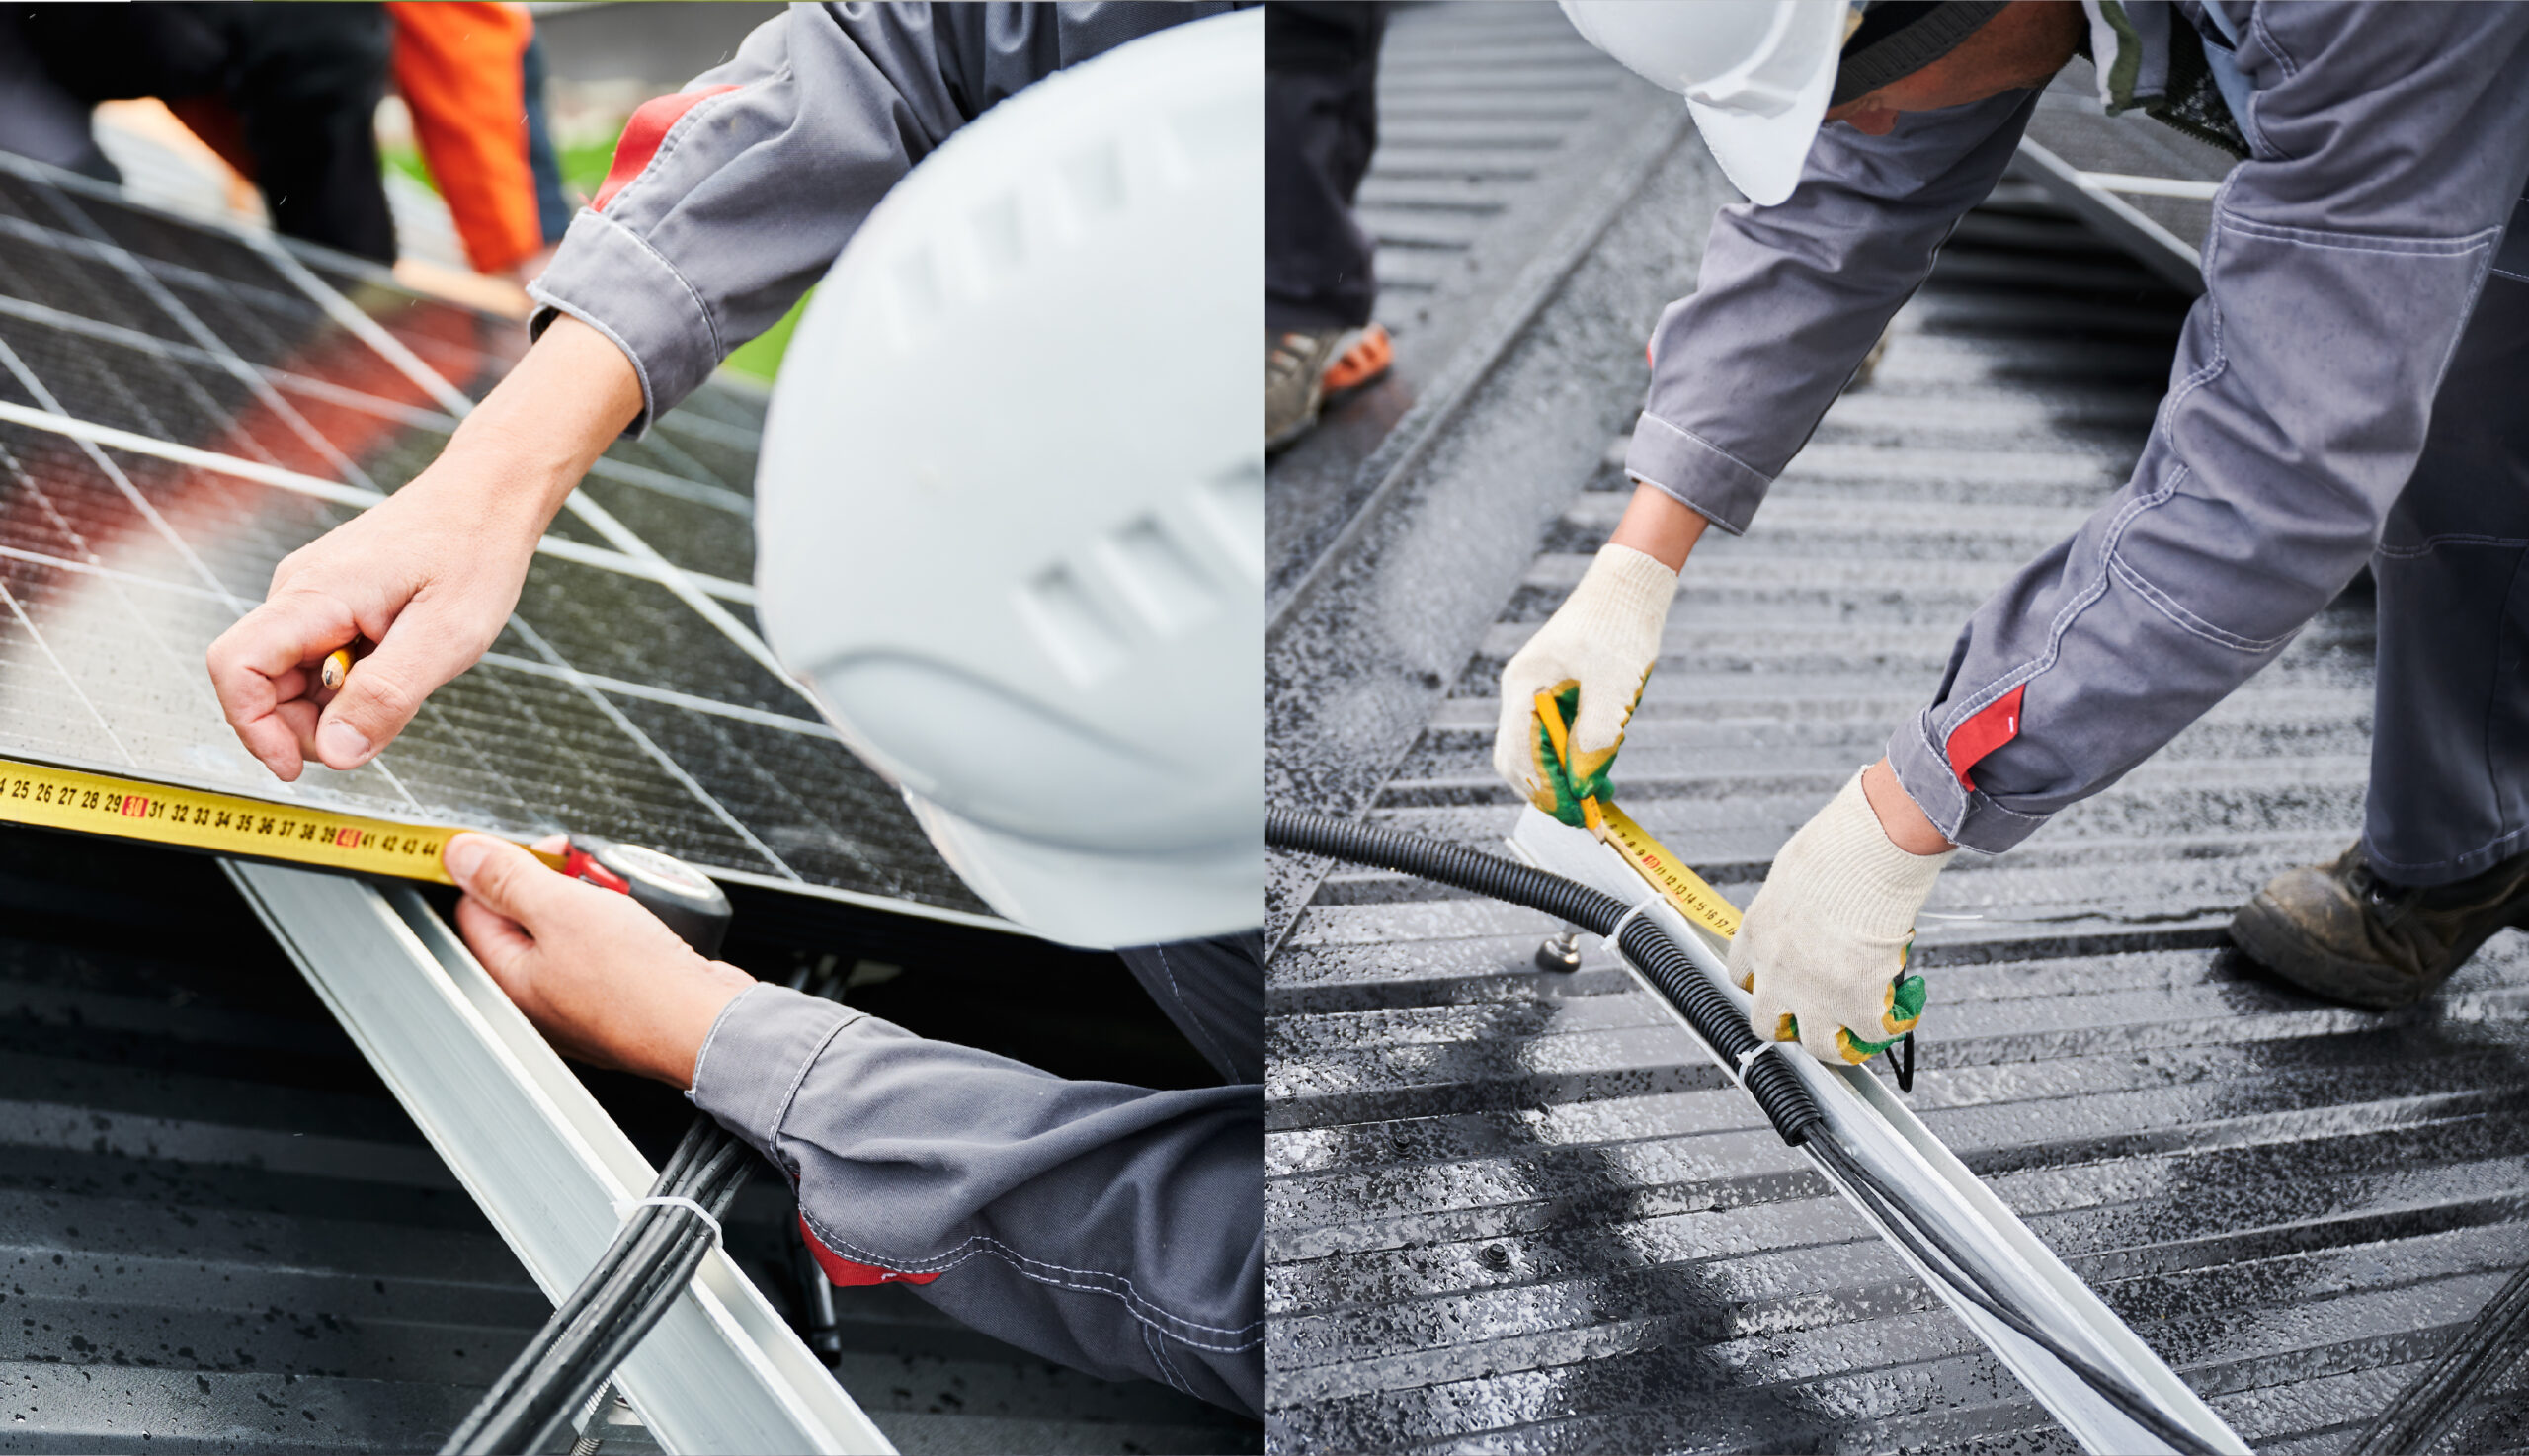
[0,755,559,883]
[1528,689,1742,941]
[1597,802,1743,942]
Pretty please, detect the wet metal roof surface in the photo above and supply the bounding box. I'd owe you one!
[0,822,1262,1453]
[1264,15,2529,1449]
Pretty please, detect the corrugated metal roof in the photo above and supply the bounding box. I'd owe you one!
[0,823,1261,1453]
[1265,82,2529,1450]
[0,827,539,1450]
[1266,0,1674,607]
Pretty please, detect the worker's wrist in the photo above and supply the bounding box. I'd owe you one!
[1862,757,1956,856]
[653,960,759,1091]
[1607,480,1712,571]
[438,314,643,526]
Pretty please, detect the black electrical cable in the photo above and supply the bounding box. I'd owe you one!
[442,1119,721,1452]
[443,1117,755,1455]
[2348,1259,2529,1456]
[1269,808,2223,1456]
[1808,1136,2222,1456]
[482,1128,754,1454]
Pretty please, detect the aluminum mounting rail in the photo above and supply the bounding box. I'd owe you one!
[2014,137,2208,294]
[1507,808,2247,1456]
[225,859,891,1455]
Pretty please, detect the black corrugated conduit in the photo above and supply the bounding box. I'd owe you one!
[1265,807,1825,1145]
[1267,808,2222,1456]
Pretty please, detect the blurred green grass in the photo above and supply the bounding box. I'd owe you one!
[383,124,805,381]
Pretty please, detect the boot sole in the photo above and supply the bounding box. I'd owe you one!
[2230,887,2529,1011]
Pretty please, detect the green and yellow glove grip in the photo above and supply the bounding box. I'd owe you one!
[1492,543,1674,826]
[1775,941,1928,1064]
[1526,683,1640,829]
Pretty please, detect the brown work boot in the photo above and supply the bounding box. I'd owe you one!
[2229,842,2529,1010]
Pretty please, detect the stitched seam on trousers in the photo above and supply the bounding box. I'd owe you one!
[797,1207,1263,1346]
[2107,550,2295,652]
[1145,1324,1190,1396]
[2241,7,2296,159]
[2214,210,2501,257]
[2252,5,2298,81]
[1947,250,2240,733]
[2379,533,2529,557]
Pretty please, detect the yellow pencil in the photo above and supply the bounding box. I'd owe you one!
[320,647,353,692]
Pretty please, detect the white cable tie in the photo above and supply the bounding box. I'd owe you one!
[1734,1040,1779,1085]
[1604,898,1658,956]
[612,1194,723,1254]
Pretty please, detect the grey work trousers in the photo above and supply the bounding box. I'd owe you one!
[1265,0,1384,331]
[2366,203,2529,887]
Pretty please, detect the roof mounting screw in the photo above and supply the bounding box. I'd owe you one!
[1535,928,1583,974]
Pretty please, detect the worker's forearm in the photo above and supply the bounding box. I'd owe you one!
[431,314,642,534]
[1608,480,1711,572]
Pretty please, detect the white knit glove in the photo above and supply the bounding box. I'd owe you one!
[1493,543,1676,816]
[1730,768,1952,1065]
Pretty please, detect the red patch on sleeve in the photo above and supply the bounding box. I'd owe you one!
[1946,683,2026,789]
[798,1215,941,1287]
[592,86,742,212]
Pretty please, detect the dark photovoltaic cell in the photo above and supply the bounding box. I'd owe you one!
[0,154,990,921]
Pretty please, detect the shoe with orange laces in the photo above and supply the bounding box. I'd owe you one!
[1265,322,1393,453]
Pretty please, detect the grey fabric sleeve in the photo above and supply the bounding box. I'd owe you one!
[1625,89,2038,534]
[526,1,1232,433]
[689,983,1264,1416]
[1886,2,2529,852]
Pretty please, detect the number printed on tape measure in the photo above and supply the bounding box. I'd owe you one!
[0,766,449,870]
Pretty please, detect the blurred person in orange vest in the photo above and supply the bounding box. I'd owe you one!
[385,1,555,281]
[0,2,553,282]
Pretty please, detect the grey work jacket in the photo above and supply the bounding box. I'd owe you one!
[692,972,1262,1416]
[1624,1,2529,853]
[527,1,1241,432]
[527,1,1262,1416]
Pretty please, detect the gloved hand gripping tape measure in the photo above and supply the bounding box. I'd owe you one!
[1524,690,1924,1083]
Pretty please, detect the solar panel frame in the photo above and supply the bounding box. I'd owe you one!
[0,149,1000,927]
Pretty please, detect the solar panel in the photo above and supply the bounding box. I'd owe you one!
[0,152,993,924]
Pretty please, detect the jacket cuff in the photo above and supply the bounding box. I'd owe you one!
[1622,411,1775,536]
[1886,709,2050,856]
[526,207,722,437]
[689,984,864,1171]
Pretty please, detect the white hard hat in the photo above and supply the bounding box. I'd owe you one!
[1561,0,1850,205]
[753,9,1261,948]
